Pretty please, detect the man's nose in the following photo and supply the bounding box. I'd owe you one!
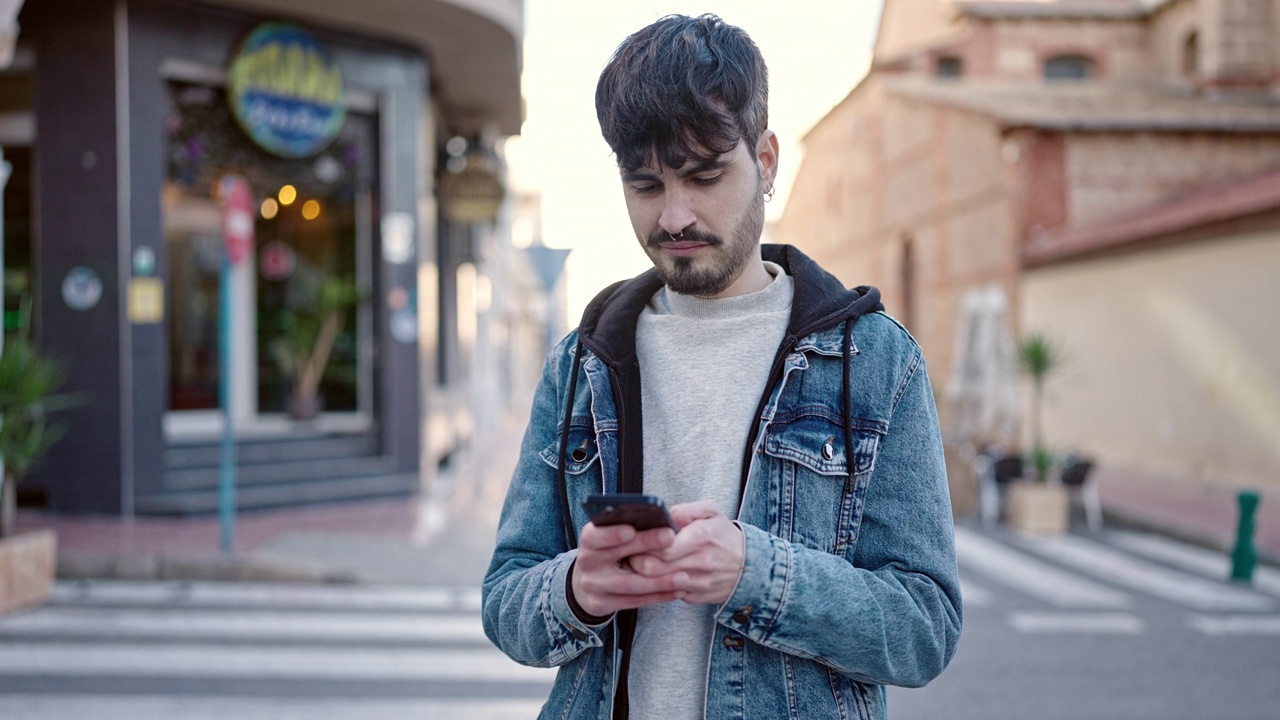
[658,189,696,236]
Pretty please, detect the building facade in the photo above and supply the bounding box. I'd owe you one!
[779,0,1280,496]
[4,0,534,515]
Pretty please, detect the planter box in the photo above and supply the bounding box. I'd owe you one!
[0,529,57,615]
[1006,482,1069,535]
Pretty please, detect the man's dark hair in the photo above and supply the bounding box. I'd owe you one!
[595,14,769,173]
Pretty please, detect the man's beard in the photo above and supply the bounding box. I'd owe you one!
[645,190,764,297]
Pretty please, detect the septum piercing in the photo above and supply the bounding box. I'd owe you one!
[669,230,684,240]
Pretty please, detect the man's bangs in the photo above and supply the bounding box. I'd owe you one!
[617,118,742,174]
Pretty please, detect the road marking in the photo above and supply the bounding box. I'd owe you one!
[1008,612,1144,634]
[1019,535,1273,612]
[0,607,490,643]
[1108,531,1280,598]
[52,580,473,612]
[0,696,546,720]
[954,527,1131,609]
[1188,614,1280,636]
[958,577,993,608]
[0,643,555,682]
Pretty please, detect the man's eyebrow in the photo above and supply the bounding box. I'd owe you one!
[676,157,731,178]
[622,169,660,183]
[621,156,733,184]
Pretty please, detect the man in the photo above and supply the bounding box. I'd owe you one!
[483,14,960,720]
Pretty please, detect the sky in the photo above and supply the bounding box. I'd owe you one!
[504,1,883,322]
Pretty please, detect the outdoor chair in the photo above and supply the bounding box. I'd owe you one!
[1059,456,1102,532]
[975,448,1023,527]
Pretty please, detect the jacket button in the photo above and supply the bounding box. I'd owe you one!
[570,628,588,641]
[731,606,752,625]
[722,635,745,650]
[821,441,834,461]
[571,448,588,462]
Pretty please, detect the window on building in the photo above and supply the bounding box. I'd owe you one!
[1043,55,1095,81]
[1182,31,1199,78]
[900,234,916,331]
[935,56,964,79]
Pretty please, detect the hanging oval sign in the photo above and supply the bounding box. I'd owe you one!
[227,23,347,158]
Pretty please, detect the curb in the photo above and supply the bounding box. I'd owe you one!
[1101,506,1280,569]
[57,552,360,584]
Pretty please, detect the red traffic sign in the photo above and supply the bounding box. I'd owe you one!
[221,175,255,266]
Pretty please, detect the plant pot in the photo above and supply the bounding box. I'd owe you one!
[287,392,323,421]
[1006,482,1069,535]
[0,528,57,615]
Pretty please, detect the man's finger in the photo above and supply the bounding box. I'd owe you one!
[578,522,636,550]
[669,500,722,530]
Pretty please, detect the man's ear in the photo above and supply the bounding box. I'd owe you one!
[756,129,779,188]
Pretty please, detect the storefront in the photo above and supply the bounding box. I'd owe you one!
[5,0,524,515]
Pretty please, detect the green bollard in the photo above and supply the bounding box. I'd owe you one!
[1230,490,1260,583]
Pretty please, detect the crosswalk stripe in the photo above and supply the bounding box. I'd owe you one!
[954,527,1131,609]
[0,643,556,682]
[1019,535,1273,612]
[1107,531,1280,598]
[1008,612,1143,634]
[1188,614,1280,636]
[52,581,475,612]
[0,696,546,720]
[958,577,993,608]
[0,607,490,643]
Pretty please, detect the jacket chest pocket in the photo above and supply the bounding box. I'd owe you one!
[538,425,603,531]
[761,413,882,557]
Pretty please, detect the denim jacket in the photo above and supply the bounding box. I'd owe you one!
[483,245,962,720]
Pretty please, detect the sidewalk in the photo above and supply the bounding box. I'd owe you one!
[14,433,1280,585]
[13,413,528,587]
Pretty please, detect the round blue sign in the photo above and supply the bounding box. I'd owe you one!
[227,23,347,158]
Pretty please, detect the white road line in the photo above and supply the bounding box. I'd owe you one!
[52,580,472,612]
[0,696,546,720]
[958,577,993,608]
[0,607,490,643]
[0,643,556,682]
[1188,614,1280,636]
[954,527,1131,609]
[1019,535,1273,612]
[1108,531,1280,598]
[1008,612,1144,634]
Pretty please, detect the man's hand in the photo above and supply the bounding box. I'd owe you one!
[571,522,688,618]
[628,501,744,606]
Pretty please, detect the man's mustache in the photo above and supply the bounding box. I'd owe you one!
[647,227,723,248]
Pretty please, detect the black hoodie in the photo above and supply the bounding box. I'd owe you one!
[560,243,883,719]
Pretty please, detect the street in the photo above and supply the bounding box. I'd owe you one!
[1,524,1278,719]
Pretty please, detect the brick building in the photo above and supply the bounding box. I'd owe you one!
[778,0,1280,498]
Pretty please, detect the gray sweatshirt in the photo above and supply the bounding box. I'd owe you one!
[629,261,793,720]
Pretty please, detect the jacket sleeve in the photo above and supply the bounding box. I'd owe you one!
[715,347,962,687]
[481,333,610,667]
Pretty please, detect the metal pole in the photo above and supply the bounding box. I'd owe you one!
[218,256,236,553]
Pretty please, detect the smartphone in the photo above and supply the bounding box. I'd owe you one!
[582,494,676,532]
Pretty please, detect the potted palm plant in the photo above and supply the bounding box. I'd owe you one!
[0,323,75,614]
[271,274,363,420]
[1006,332,1070,535]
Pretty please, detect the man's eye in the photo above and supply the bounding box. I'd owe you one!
[693,174,722,186]
[632,184,660,195]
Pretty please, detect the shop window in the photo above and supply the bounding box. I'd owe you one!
[935,56,963,79]
[1182,31,1199,79]
[163,80,376,415]
[1043,55,1095,81]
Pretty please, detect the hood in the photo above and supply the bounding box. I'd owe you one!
[577,244,884,367]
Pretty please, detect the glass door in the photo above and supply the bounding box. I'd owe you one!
[163,79,376,432]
